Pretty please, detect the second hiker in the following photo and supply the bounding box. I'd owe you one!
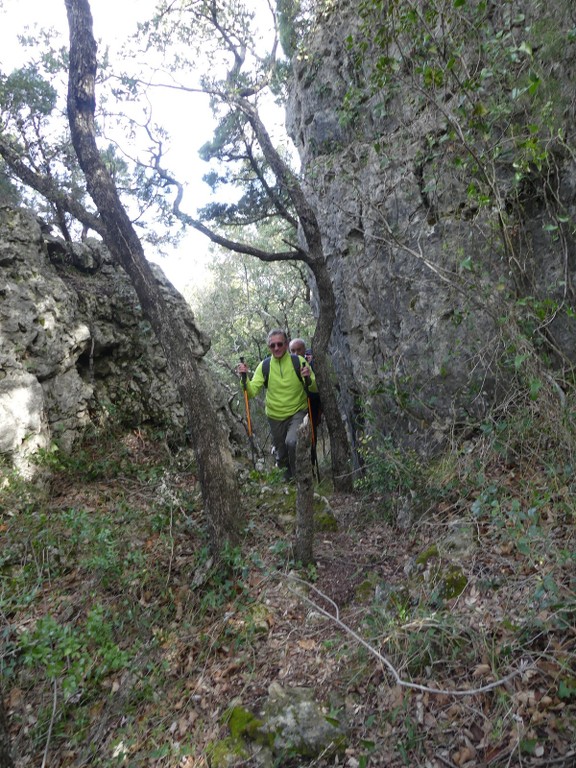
[237,329,317,481]
[289,338,322,429]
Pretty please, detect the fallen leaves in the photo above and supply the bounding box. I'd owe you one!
[4,437,576,768]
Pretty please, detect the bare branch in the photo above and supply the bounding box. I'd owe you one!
[152,152,309,264]
[283,572,531,698]
[0,137,104,236]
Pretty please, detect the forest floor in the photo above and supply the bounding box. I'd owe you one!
[2,426,576,767]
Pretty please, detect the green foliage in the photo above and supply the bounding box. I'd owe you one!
[193,543,253,614]
[0,159,22,204]
[136,0,299,250]
[197,109,298,230]
[17,607,131,700]
[276,0,302,58]
[1,426,207,758]
[471,478,566,575]
[0,21,186,243]
[32,431,177,484]
[4,411,576,762]
[3,1,576,760]
[355,434,422,496]
[190,248,314,355]
[0,65,57,118]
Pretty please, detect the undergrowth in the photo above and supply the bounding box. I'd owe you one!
[345,378,576,764]
[1,407,575,766]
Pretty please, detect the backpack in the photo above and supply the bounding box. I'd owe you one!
[262,354,322,428]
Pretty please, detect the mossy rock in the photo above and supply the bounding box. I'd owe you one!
[313,494,338,532]
[415,543,439,567]
[411,545,467,602]
[258,483,296,512]
[314,509,338,532]
[226,706,265,741]
[225,685,347,762]
[246,602,273,634]
[440,565,468,600]
[205,735,250,767]
[411,544,443,593]
[260,684,347,758]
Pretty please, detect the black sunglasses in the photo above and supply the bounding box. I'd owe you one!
[269,342,285,349]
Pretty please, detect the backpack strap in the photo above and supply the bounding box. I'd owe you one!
[291,354,303,381]
[262,356,270,387]
[262,354,302,388]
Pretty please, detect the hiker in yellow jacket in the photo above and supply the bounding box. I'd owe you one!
[238,329,317,480]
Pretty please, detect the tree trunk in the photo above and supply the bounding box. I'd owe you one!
[310,260,354,492]
[0,695,14,768]
[64,0,242,556]
[294,417,314,566]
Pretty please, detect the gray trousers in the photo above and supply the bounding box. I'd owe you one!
[268,409,308,478]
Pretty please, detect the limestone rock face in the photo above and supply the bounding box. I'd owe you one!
[0,206,186,475]
[287,0,576,454]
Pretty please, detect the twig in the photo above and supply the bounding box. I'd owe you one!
[281,573,531,698]
[532,750,576,767]
[165,503,175,588]
[288,572,340,620]
[40,679,58,768]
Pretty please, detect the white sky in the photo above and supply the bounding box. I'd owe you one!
[0,0,270,292]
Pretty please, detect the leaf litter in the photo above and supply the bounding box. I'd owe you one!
[1,429,575,767]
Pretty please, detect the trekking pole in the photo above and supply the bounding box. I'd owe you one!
[239,357,252,437]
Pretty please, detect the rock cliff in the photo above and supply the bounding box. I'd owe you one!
[0,206,186,475]
[287,0,576,454]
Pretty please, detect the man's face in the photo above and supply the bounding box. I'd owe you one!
[269,335,287,359]
[290,342,306,357]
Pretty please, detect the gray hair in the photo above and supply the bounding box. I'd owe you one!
[267,329,288,344]
[289,337,306,352]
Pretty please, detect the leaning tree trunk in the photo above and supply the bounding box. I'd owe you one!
[64,0,242,556]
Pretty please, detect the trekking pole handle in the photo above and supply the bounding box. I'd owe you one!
[300,360,311,389]
[239,356,248,389]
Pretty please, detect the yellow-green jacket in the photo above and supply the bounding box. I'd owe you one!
[244,353,318,421]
